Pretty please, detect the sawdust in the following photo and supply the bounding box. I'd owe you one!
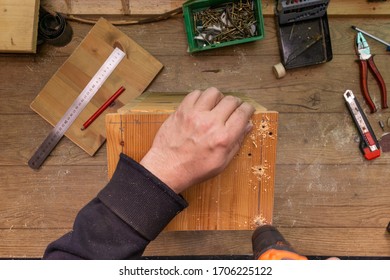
[252,215,270,228]
[234,47,247,66]
[251,162,271,182]
[250,117,275,141]
[322,114,355,151]
[252,165,267,178]
[249,118,275,159]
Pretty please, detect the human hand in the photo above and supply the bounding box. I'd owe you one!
[140,87,255,194]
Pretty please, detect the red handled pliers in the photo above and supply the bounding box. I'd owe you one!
[356,32,388,113]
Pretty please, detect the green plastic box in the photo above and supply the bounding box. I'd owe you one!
[183,0,265,53]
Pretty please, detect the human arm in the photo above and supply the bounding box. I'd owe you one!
[43,154,187,259]
[43,87,255,259]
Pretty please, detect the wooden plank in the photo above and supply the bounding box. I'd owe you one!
[5,16,389,59]
[118,92,268,114]
[1,162,390,257]
[274,165,390,228]
[277,113,390,165]
[1,164,389,230]
[40,0,390,16]
[0,0,40,53]
[3,54,389,118]
[40,0,184,15]
[0,166,107,230]
[144,228,390,257]
[30,18,163,156]
[2,111,390,166]
[106,93,278,231]
[3,17,390,115]
[0,228,388,258]
[5,53,390,115]
[0,229,69,258]
[0,115,109,166]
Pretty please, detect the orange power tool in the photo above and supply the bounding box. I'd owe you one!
[252,225,307,260]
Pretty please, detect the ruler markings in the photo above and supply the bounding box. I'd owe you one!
[28,48,126,169]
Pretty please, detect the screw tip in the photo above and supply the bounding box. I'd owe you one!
[351,25,357,30]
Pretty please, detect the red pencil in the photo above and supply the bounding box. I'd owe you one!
[81,86,126,131]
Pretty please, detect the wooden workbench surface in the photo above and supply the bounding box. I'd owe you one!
[1,12,390,258]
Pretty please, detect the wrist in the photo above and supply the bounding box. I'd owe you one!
[140,150,187,194]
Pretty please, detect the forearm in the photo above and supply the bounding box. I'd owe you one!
[43,154,188,259]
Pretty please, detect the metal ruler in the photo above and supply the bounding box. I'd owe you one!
[344,89,380,160]
[28,47,126,169]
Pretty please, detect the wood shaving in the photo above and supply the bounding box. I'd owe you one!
[252,164,268,178]
[252,215,269,228]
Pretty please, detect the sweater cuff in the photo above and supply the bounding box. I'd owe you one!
[98,153,188,241]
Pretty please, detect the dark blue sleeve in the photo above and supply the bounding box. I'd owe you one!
[43,153,188,259]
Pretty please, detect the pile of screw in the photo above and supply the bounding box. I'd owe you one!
[193,0,257,47]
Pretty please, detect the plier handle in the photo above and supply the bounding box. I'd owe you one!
[356,32,388,113]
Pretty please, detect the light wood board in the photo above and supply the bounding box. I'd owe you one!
[40,0,390,16]
[106,92,278,231]
[30,18,163,156]
[0,0,40,53]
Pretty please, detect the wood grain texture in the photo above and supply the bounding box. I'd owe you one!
[106,93,278,231]
[0,0,40,53]
[1,13,390,258]
[40,0,390,16]
[0,228,388,258]
[1,164,390,230]
[41,0,184,15]
[0,166,106,230]
[30,18,163,156]
[144,228,390,257]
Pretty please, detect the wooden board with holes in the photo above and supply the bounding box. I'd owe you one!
[0,0,40,53]
[106,92,278,231]
[30,18,163,156]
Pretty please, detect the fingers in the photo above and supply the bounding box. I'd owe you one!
[225,102,255,137]
[212,95,243,122]
[182,88,255,140]
[193,87,224,111]
[179,89,202,111]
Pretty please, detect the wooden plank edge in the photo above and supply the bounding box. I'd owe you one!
[30,0,41,53]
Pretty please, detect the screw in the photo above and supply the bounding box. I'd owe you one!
[379,120,385,131]
[192,0,256,46]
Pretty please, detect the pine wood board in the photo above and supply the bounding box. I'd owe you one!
[118,92,268,114]
[30,18,163,156]
[40,0,390,16]
[0,0,40,53]
[106,93,278,231]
